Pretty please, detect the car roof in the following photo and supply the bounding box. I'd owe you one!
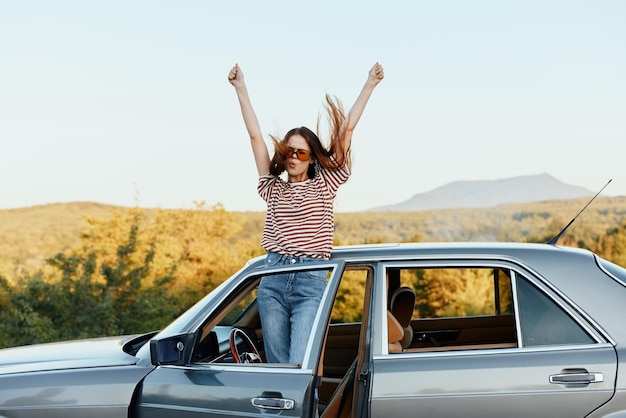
[248,242,600,295]
[247,242,594,269]
[329,241,590,263]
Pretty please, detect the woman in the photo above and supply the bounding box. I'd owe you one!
[228,62,384,363]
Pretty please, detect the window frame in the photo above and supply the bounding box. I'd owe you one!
[373,258,609,357]
[188,260,346,370]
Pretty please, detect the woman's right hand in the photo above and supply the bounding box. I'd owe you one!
[368,62,384,85]
[228,63,244,87]
[227,63,271,176]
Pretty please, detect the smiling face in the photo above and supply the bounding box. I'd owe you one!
[285,134,313,182]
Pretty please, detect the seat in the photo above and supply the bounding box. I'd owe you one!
[389,286,416,349]
[388,310,405,353]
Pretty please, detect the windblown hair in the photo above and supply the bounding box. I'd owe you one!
[269,95,350,178]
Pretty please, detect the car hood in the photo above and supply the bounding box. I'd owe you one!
[0,335,145,375]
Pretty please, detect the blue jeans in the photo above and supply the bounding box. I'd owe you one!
[257,251,327,364]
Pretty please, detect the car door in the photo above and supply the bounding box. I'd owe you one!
[368,261,617,418]
[135,261,344,418]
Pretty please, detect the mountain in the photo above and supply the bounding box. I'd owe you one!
[369,173,594,212]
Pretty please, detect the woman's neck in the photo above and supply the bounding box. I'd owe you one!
[288,173,309,183]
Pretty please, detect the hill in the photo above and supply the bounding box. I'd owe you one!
[0,202,116,278]
[369,173,594,211]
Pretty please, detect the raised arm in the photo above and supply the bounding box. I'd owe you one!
[228,64,271,176]
[338,62,384,154]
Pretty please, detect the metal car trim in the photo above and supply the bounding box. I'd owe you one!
[510,270,525,348]
[377,257,610,346]
[160,363,315,374]
[301,260,347,369]
[550,371,605,385]
[251,396,295,410]
[333,252,529,265]
[403,258,615,347]
[376,258,612,354]
[373,342,615,361]
[596,255,626,289]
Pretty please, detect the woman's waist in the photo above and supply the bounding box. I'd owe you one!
[265,250,330,265]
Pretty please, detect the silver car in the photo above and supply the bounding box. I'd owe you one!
[2,242,626,417]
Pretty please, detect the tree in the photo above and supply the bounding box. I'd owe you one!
[0,203,251,348]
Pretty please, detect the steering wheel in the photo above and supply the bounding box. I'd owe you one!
[229,328,262,364]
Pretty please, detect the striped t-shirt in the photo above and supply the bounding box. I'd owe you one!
[257,162,351,259]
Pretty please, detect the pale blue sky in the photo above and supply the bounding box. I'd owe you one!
[1,1,624,212]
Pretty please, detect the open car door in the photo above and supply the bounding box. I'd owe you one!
[134,261,345,417]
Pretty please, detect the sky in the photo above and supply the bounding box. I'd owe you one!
[1,1,625,212]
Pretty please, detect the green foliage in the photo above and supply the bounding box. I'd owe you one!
[0,203,248,348]
[0,217,179,347]
[403,267,514,319]
[595,224,626,268]
[331,270,369,323]
[1,272,60,347]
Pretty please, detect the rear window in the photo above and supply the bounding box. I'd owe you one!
[597,257,626,286]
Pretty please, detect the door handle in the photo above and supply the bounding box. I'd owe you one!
[550,370,604,385]
[251,396,295,410]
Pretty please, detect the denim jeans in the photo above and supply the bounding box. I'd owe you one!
[257,251,327,364]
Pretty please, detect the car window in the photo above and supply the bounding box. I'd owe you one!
[516,277,594,346]
[218,287,258,327]
[386,266,517,353]
[395,267,513,318]
[193,267,333,365]
[385,265,595,354]
[331,268,369,323]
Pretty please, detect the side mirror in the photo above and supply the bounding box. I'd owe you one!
[150,333,196,366]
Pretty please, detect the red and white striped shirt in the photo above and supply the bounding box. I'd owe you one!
[258,163,350,259]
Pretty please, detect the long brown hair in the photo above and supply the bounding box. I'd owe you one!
[269,94,350,178]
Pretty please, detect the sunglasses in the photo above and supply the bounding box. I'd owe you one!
[285,147,311,161]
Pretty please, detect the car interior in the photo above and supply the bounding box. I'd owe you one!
[384,266,518,353]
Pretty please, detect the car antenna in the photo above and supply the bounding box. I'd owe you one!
[546,179,612,245]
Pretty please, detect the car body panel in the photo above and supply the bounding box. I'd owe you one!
[0,336,142,375]
[136,365,317,417]
[363,248,621,417]
[0,336,155,417]
[0,365,152,417]
[370,345,617,418]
